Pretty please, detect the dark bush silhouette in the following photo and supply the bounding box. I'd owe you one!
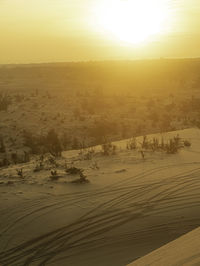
[0,158,10,168]
[45,129,62,157]
[0,94,11,111]
[50,170,60,180]
[23,129,62,156]
[90,120,117,143]
[16,168,23,178]
[72,137,80,149]
[23,130,39,154]
[184,140,191,147]
[165,135,182,154]
[66,166,83,175]
[0,138,6,153]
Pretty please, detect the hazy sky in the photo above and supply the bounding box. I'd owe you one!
[0,0,200,63]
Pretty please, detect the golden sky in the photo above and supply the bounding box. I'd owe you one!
[0,0,200,63]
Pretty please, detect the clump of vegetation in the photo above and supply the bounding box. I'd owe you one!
[0,94,11,111]
[126,137,137,150]
[45,129,62,157]
[23,130,39,154]
[50,170,59,180]
[0,158,10,168]
[141,136,151,149]
[61,133,71,150]
[34,164,44,172]
[72,137,80,149]
[11,151,30,164]
[151,137,160,151]
[23,151,30,163]
[101,142,117,156]
[66,166,83,175]
[79,147,95,160]
[23,129,62,156]
[34,155,45,172]
[48,155,59,167]
[0,137,6,153]
[165,135,182,154]
[71,172,89,184]
[7,181,14,186]
[16,168,23,178]
[137,134,190,155]
[64,163,90,184]
[183,140,191,147]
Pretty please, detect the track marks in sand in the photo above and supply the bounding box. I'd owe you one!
[1,162,199,239]
[0,162,200,265]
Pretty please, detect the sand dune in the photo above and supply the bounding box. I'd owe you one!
[0,128,200,265]
[128,226,200,266]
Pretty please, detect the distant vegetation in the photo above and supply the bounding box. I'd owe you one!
[0,93,11,111]
[0,59,198,166]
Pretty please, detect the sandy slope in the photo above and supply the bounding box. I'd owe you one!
[128,226,200,266]
[0,128,200,265]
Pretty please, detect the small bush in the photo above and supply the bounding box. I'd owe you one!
[126,138,137,150]
[23,129,62,156]
[45,129,62,157]
[151,137,159,151]
[50,170,59,180]
[11,151,30,164]
[142,136,150,149]
[165,135,182,154]
[0,94,11,111]
[183,140,191,147]
[79,148,95,160]
[71,172,89,184]
[66,166,83,175]
[16,169,23,178]
[101,142,117,156]
[23,130,40,154]
[48,156,57,166]
[23,151,30,163]
[0,158,10,168]
[136,134,190,155]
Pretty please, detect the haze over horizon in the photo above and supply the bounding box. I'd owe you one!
[1,0,200,64]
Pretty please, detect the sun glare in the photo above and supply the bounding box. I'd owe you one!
[93,0,171,44]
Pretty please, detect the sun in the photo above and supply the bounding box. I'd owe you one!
[93,0,171,44]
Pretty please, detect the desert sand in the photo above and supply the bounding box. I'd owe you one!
[0,128,200,265]
[128,226,200,266]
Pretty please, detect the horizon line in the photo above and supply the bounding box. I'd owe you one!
[1,56,200,67]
